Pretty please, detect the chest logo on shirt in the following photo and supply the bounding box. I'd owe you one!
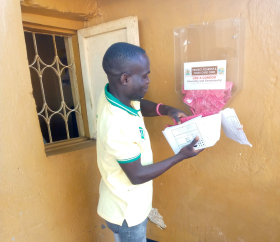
[139,127,145,141]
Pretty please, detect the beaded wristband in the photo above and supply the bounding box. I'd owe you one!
[156,103,163,116]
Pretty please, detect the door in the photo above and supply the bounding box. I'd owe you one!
[77,16,140,138]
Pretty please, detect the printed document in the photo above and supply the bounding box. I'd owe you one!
[163,108,251,154]
[163,113,221,154]
[221,108,252,147]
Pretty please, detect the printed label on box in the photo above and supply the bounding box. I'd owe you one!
[184,60,226,90]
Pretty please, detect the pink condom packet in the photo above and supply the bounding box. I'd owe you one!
[172,111,219,125]
[182,82,233,115]
[173,114,201,125]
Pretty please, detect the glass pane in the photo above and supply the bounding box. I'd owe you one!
[35,33,56,65]
[24,31,83,143]
[24,32,36,65]
[50,114,67,142]
[55,36,69,66]
[42,67,62,111]
[38,116,50,143]
[29,68,44,113]
[61,67,75,109]
[68,111,80,139]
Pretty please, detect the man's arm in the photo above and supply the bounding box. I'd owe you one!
[140,99,188,124]
[119,137,203,185]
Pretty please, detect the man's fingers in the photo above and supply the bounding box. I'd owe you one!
[190,136,199,147]
[179,112,188,118]
[174,116,181,125]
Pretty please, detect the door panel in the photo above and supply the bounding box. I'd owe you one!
[78,16,139,138]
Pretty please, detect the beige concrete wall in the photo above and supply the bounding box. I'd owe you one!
[1,0,280,241]
[86,0,280,241]
[0,1,109,241]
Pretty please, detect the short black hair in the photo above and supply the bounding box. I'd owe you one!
[102,42,146,75]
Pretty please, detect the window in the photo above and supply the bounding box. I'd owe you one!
[22,16,140,154]
[24,31,85,144]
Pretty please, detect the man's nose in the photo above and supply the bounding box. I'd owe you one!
[146,77,150,84]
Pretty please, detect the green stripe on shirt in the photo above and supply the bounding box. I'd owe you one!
[117,154,141,164]
[104,83,140,117]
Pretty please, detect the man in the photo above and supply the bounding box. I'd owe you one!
[96,42,204,242]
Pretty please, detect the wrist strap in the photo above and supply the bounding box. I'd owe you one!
[156,103,163,116]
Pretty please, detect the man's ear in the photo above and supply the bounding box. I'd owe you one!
[120,73,130,86]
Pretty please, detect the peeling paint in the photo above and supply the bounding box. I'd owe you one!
[21,0,100,21]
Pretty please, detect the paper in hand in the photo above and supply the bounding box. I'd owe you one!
[163,108,252,154]
[162,113,221,154]
[221,108,252,147]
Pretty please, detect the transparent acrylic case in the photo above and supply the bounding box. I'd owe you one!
[174,18,245,114]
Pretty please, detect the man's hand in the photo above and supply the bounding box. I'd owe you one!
[177,137,204,160]
[140,100,188,122]
[162,106,188,125]
[119,136,204,185]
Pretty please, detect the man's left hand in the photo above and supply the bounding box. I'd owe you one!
[164,106,188,125]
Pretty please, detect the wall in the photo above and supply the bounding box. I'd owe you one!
[0,1,112,242]
[21,0,100,21]
[1,0,280,242]
[87,0,280,241]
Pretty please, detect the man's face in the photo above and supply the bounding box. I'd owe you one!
[127,53,150,100]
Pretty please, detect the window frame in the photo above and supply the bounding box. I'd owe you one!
[22,14,140,155]
[22,16,94,156]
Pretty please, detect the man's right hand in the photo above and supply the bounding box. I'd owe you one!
[119,136,204,185]
[177,137,204,160]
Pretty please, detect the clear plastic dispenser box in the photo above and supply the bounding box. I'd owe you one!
[174,18,245,115]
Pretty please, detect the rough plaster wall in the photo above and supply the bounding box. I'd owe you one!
[88,0,280,241]
[0,1,111,241]
[21,0,100,20]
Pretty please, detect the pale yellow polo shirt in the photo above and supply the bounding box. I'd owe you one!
[96,84,153,227]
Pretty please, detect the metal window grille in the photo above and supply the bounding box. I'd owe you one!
[25,31,85,143]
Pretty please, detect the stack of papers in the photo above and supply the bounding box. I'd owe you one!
[163,108,252,154]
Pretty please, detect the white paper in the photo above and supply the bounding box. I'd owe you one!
[163,113,221,154]
[221,108,252,147]
[163,108,252,154]
[184,60,226,90]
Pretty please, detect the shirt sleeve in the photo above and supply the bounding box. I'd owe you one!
[104,122,141,164]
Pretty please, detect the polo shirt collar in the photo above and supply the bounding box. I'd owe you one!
[105,84,140,116]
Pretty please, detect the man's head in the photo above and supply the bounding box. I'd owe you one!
[103,42,150,100]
